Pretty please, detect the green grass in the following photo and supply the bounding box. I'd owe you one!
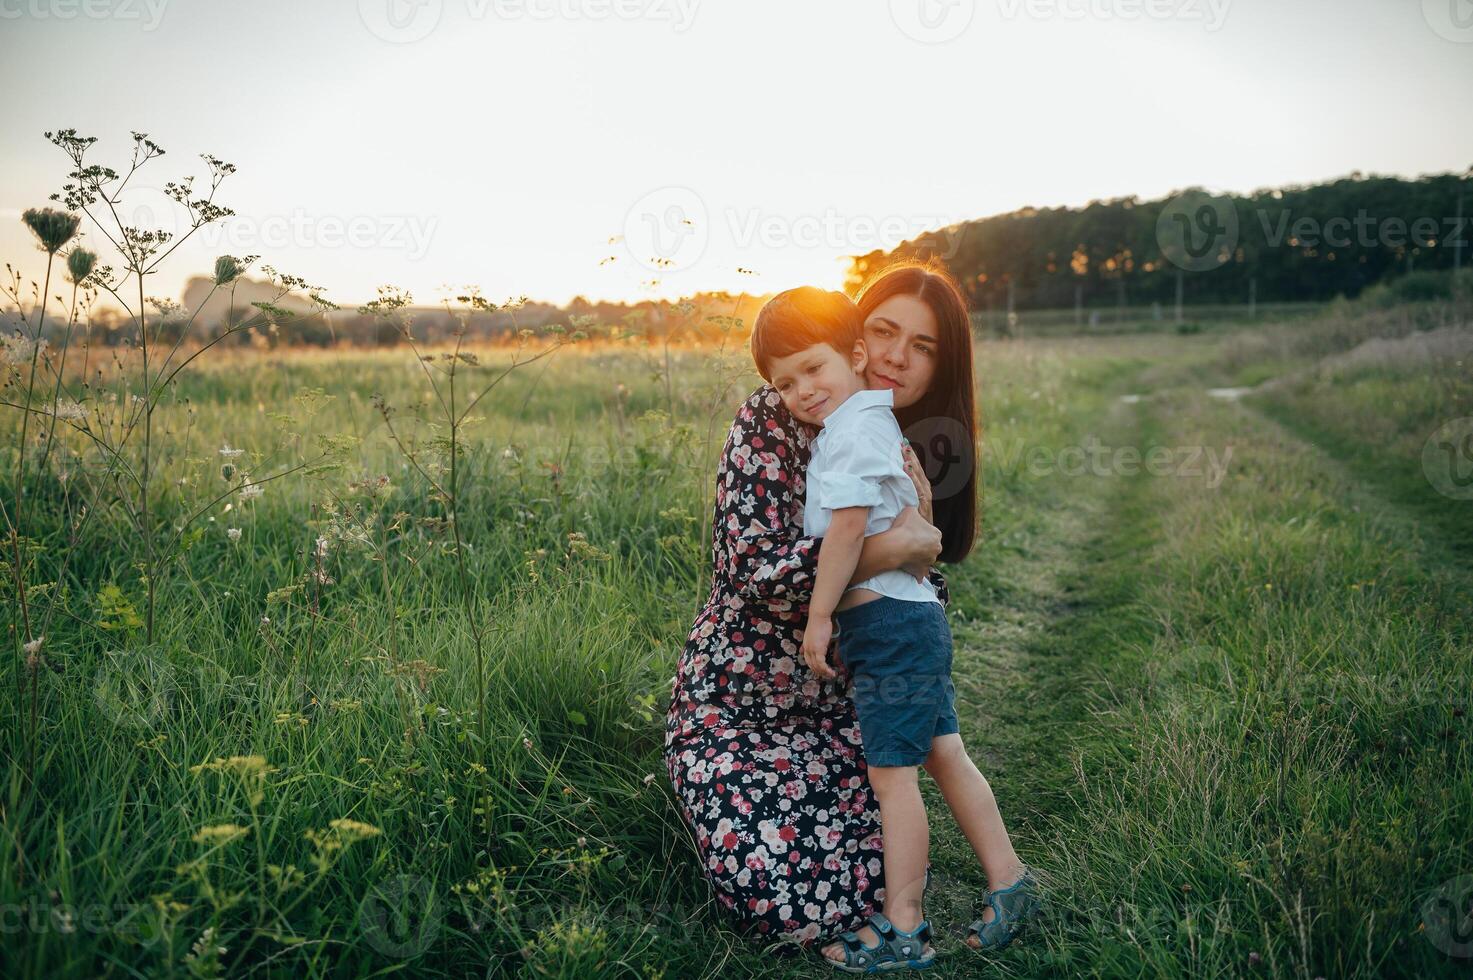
[2,299,1471,977]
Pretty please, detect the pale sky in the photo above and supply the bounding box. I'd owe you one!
[3,0,1471,308]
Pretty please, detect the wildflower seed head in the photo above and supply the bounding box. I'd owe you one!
[23,636,44,656]
[220,462,236,481]
[227,527,241,542]
[191,823,249,845]
[22,207,81,254]
[214,254,242,286]
[66,247,97,284]
[2,334,43,366]
[327,818,382,843]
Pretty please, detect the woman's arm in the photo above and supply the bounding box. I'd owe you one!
[853,506,941,584]
[718,389,823,601]
[719,388,943,600]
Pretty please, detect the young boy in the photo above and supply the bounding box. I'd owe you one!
[750,286,1035,970]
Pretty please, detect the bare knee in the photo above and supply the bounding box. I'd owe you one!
[867,765,918,800]
[923,734,969,778]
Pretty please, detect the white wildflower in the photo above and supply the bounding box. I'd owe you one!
[51,400,86,421]
[23,636,43,656]
[1,334,43,365]
[227,527,242,542]
[188,925,227,960]
[219,443,245,459]
[238,479,264,501]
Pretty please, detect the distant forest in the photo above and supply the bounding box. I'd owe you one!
[846,170,1472,312]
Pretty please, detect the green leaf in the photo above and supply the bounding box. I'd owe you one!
[96,583,143,633]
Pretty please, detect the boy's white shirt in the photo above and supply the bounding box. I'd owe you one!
[802,387,941,606]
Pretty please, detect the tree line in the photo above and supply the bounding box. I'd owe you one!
[846,170,1472,312]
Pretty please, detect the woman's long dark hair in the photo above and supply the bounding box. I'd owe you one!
[855,262,979,564]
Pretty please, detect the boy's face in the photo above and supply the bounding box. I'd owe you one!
[767,340,869,426]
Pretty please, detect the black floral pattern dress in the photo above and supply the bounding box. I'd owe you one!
[663,385,949,948]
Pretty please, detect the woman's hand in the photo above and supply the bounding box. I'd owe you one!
[888,505,942,582]
[902,441,933,524]
[801,616,838,680]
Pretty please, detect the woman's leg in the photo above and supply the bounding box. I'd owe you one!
[823,764,932,962]
[923,733,1026,937]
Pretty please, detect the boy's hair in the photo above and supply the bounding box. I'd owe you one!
[750,286,864,382]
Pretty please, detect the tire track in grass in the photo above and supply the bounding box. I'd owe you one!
[1024,388,1473,979]
[1251,395,1473,571]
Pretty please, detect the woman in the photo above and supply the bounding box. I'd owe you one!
[664,262,996,953]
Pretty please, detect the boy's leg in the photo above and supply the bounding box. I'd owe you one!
[821,764,932,963]
[871,765,929,933]
[923,732,1026,932]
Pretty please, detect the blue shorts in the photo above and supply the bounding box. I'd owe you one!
[833,595,958,768]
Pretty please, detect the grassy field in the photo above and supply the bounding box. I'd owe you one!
[2,293,1470,977]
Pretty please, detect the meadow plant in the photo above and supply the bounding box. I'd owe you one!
[359,287,575,765]
[2,129,339,858]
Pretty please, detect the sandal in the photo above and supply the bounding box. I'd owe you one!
[824,872,936,972]
[967,867,1040,951]
[829,911,937,973]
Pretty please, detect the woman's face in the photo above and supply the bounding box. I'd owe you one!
[861,293,939,410]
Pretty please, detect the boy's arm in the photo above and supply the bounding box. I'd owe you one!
[800,507,868,681]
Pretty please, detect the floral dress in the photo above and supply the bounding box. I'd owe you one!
[663,385,949,948]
